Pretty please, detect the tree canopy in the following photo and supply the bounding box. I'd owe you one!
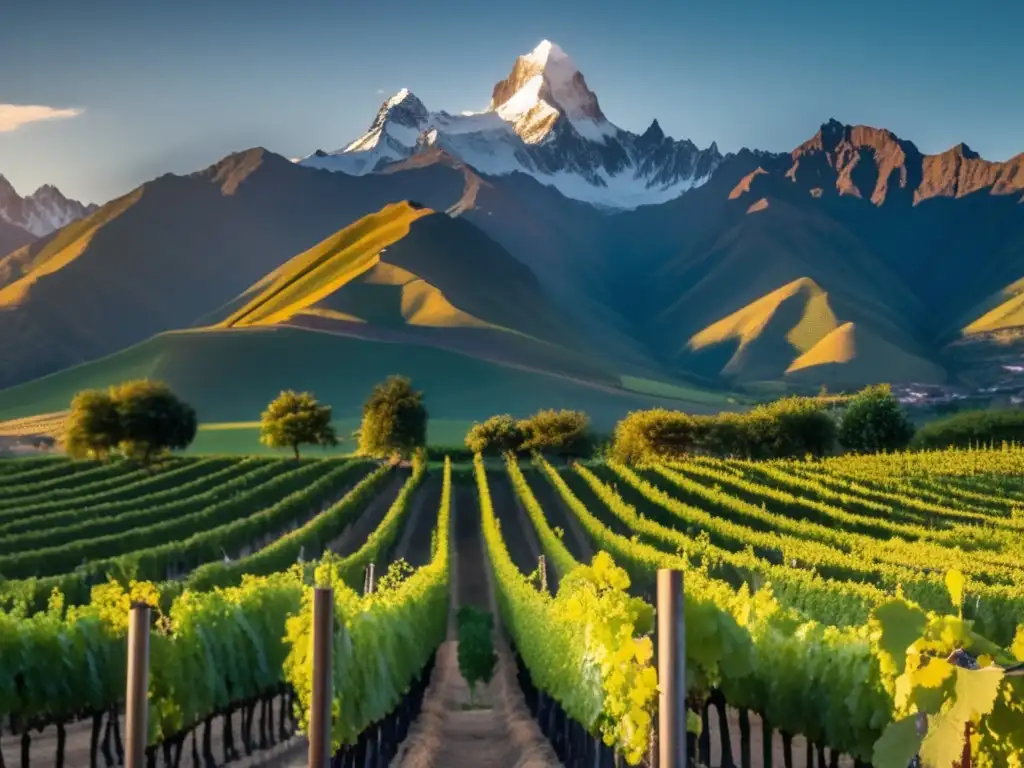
[518,409,593,458]
[464,414,524,455]
[65,379,197,462]
[839,384,915,453]
[259,390,338,459]
[357,376,428,458]
[65,389,122,460]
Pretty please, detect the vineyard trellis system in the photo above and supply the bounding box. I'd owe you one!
[0,685,299,768]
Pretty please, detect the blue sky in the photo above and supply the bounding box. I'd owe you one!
[0,0,1018,204]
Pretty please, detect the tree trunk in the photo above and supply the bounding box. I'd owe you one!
[293,444,300,460]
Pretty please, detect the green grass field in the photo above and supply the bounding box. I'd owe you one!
[191,419,472,454]
[0,326,729,445]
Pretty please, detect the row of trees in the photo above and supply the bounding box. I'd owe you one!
[258,376,427,459]
[461,385,916,461]
[464,409,592,457]
[66,375,429,463]
[66,378,917,464]
[611,384,915,463]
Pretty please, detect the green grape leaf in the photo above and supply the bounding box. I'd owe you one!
[873,716,922,768]
[1013,626,1024,663]
[687,710,702,736]
[873,600,927,676]
[920,667,1004,768]
[983,681,1024,756]
[945,569,965,613]
[901,657,954,714]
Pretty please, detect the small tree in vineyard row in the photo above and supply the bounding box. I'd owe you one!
[259,390,338,459]
[357,375,428,459]
[456,606,497,707]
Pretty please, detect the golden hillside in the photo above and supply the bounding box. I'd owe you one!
[686,277,839,379]
[786,321,945,385]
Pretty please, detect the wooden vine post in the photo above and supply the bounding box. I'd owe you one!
[657,569,686,768]
[309,587,334,768]
[125,602,151,768]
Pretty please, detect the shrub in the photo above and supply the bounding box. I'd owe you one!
[465,415,525,455]
[611,409,707,463]
[701,412,751,457]
[911,408,1024,450]
[518,409,593,458]
[357,375,428,458]
[747,396,837,458]
[838,384,915,453]
[259,390,338,459]
[610,396,835,462]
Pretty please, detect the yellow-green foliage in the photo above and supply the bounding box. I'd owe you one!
[259,390,337,458]
[474,455,658,763]
[611,408,708,464]
[517,409,592,457]
[65,379,197,462]
[611,394,837,462]
[282,457,451,749]
[464,414,523,455]
[912,408,1024,450]
[357,375,427,458]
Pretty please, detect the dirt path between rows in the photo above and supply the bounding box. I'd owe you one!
[524,468,594,565]
[392,484,560,768]
[392,474,441,567]
[324,472,407,557]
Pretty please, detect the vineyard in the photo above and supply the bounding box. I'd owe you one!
[0,448,1022,767]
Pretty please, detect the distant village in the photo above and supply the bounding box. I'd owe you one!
[895,362,1024,416]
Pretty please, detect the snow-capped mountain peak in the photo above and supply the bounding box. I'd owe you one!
[301,40,722,209]
[0,174,96,237]
[488,39,613,145]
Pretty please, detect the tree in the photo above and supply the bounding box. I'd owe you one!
[838,384,915,453]
[465,414,524,455]
[749,396,837,458]
[456,606,497,707]
[611,409,707,464]
[259,390,338,459]
[518,409,592,458]
[64,389,122,459]
[108,379,198,463]
[357,376,428,458]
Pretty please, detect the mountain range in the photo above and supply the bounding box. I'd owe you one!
[1,40,1023,435]
[300,41,722,209]
[0,175,95,239]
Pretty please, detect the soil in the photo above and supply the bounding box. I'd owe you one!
[392,481,560,768]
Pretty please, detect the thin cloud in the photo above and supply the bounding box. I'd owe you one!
[0,104,84,133]
[376,89,386,95]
